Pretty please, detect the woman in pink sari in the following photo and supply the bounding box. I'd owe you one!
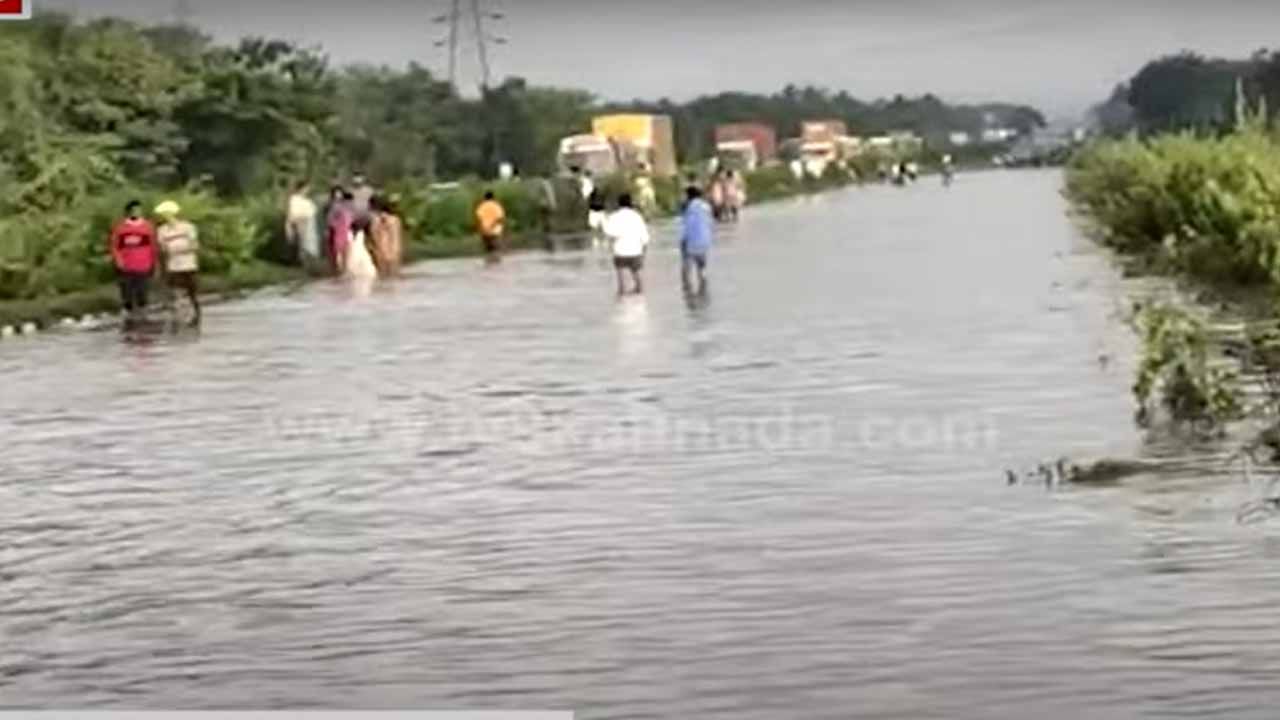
[326,187,354,275]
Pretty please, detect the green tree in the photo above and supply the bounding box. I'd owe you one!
[48,18,198,185]
[1126,53,1242,133]
[176,38,336,195]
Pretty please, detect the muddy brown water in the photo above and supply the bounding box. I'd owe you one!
[4,170,1280,718]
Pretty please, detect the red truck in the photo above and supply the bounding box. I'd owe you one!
[714,123,778,170]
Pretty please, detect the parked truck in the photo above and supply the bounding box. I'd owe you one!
[557,134,619,177]
[787,120,852,176]
[590,114,678,177]
[788,120,879,176]
[714,123,778,171]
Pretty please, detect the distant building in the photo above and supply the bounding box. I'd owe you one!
[980,127,1019,144]
[948,131,973,147]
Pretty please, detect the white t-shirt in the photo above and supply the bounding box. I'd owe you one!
[287,193,316,223]
[158,220,199,273]
[604,208,650,258]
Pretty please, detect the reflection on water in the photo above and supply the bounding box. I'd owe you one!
[346,275,377,300]
[4,171,1280,719]
[614,297,652,359]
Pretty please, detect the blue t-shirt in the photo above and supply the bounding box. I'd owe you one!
[681,198,714,255]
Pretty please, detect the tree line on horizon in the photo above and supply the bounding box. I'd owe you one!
[1091,50,1280,136]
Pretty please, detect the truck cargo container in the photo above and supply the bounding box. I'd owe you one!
[557,134,620,177]
[799,140,838,177]
[590,114,678,177]
[715,140,759,171]
[714,122,778,169]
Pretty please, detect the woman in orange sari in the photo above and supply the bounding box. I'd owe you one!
[368,195,404,278]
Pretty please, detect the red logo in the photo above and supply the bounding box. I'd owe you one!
[0,0,29,19]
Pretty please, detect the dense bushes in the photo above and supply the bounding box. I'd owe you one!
[0,189,271,300]
[1065,124,1280,431]
[1065,127,1280,286]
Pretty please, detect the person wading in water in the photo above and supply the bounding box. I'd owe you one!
[326,187,355,276]
[109,200,157,329]
[155,200,202,328]
[603,193,651,296]
[680,186,715,296]
[369,195,405,278]
[286,181,321,272]
[475,191,507,264]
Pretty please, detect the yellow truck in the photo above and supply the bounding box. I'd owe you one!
[589,114,678,177]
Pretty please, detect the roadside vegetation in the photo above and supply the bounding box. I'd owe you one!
[1066,70,1280,480]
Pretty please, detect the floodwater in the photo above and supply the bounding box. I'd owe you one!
[4,170,1280,719]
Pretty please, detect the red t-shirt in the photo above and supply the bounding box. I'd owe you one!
[110,218,157,274]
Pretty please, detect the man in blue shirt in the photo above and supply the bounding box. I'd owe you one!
[680,186,715,295]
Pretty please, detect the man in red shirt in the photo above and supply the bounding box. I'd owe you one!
[109,200,157,322]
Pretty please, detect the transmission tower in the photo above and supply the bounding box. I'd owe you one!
[434,0,507,90]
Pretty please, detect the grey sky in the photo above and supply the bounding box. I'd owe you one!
[45,0,1280,119]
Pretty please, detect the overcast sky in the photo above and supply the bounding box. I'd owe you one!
[45,0,1280,119]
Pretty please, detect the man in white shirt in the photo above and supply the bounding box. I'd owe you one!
[285,181,320,270]
[603,193,651,296]
[155,200,201,327]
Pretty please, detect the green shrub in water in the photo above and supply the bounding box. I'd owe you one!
[1132,303,1241,427]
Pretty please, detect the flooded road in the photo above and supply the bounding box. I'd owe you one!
[4,170,1280,718]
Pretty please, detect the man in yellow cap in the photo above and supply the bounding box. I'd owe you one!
[155,200,201,327]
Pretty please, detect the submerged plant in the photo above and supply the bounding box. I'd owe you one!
[1133,303,1242,428]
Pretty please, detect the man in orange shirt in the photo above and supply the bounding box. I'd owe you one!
[475,191,506,263]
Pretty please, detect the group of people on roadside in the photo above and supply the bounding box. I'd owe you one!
[106,173,406,330]
[108,168,713,328]
[285,174,404,281]
[108,199,202,329]
[887,161,920,185]
[469,180,713,298]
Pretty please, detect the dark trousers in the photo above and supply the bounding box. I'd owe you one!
[117,271,150,313]
[167,271,202,323]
